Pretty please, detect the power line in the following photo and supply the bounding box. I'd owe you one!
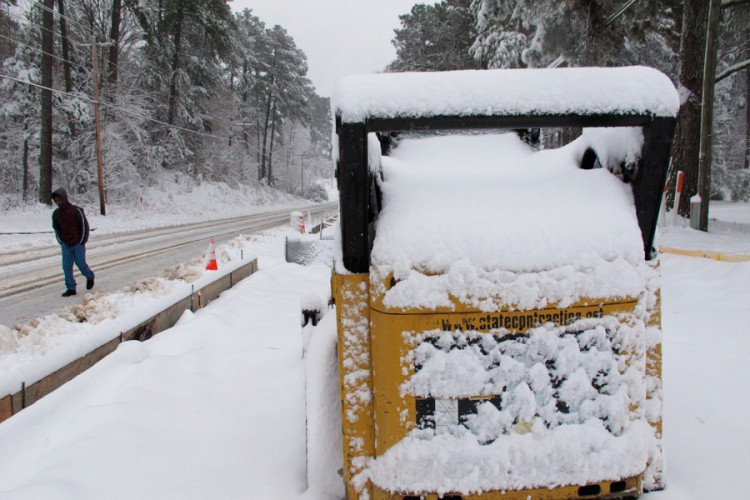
[1,28,242,134]
[4,11,226,124]
[604,0,639,27]
[4,10,250,133]
[0,32,79,68]
[3,9,58,38]
[0,71,265,156]
[29,0,94,35]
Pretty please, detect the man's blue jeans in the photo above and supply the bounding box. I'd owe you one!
[61,244,94,291]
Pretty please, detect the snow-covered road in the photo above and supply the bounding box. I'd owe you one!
[0,203,336,327]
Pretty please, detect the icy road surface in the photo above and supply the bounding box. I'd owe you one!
[0,203,337,327]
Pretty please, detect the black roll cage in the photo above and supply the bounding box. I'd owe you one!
[336,112,676,274]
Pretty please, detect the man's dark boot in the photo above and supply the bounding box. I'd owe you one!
[62,289,77,297]
[86,278,95,290]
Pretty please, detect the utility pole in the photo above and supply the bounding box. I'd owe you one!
[91,36,106,215]
[697,0,722,231]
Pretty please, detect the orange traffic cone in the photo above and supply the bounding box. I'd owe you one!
[206,239,218,270]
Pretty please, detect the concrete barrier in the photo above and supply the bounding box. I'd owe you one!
[1,258,258,423]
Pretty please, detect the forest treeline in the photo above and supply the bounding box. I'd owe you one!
[1,0,748,212]
[0,0,331,206]
[387,0,750,208]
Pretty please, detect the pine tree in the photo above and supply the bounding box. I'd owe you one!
[257,25,313,185]
[470,0,680,72]
[389,0,480,72]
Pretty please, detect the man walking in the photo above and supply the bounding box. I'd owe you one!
[51,188,95,297]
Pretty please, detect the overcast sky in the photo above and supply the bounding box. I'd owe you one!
[230,0,420,97]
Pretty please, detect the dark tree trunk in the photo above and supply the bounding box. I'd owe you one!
[268,101,277,185]
[56,0,72,92]
[38,0,54,205]
[670,0,709,216]
[57,0,76,137]
[108,0,122,92]
[697,0,722,230]
[746,26,750,170]
[22,122,29,202]
[255,87,262,164]
[260,76,275,182]
[167,3,184,125]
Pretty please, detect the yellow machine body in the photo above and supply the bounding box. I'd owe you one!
[332,271,663,500]
[329,68,675,500]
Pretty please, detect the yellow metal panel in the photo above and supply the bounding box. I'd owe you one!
[369,300,639,456]
[335,269,656,498]
[645,283,664,489]
[333,272,375,499]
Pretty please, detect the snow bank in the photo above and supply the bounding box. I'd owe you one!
[303,310,344,499]
[0,235,260,397]
[333,66,679,123]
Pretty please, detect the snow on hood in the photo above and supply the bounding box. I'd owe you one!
[370,132,649,310]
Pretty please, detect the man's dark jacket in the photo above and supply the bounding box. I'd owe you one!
[52,188,90,246]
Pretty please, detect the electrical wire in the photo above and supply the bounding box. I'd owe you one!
[4,8,255,136]
[3,9,58,38]
[0,71,266,156]
[0,32,78,68]
[3,13,236,129]
[1,31,249,138]
[28,0,94,35]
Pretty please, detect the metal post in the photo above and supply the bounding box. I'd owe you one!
[91,36,106,216]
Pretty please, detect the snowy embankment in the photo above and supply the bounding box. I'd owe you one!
[0,226,344,499]
[0,234,256,398]
[0,172,322,254]
[0,201,747,498]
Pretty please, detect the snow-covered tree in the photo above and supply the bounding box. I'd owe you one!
[389,0,480,72]
[470,0,679,73]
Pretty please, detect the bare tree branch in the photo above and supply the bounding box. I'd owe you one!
[722,0,750,9]
[716,58,750,82]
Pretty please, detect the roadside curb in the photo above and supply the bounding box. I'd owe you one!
[659,246,750,262]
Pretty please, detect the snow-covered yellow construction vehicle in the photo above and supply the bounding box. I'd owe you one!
[331,67,677,499]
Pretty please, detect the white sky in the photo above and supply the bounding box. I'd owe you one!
[230,0,420,97]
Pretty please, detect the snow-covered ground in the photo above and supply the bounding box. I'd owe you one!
[0,173,327,255]
[0,202,747,498]
[0,180,748,498]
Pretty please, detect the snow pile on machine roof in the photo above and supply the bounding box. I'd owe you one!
[371,132,651,310]
[332,66,679,123]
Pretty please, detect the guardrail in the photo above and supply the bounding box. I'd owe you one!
[0,258,258,424]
